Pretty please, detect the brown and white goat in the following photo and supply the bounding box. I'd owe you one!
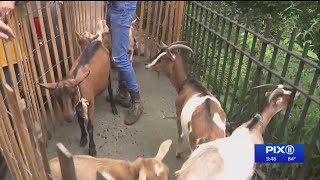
[145,41,227,158]
[49,139,172,180]
[38,29,118,156]
[175,84,300,180]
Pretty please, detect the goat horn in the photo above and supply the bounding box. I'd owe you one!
[252,84,284,92]
[268,88,286,103]
[168,41,189,47]
[167,44,193,53]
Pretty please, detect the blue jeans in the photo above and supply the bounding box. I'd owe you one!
[106,1,139,93]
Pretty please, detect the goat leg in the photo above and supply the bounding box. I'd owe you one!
[87,104,97,157]
[77,106,88,147]
[176,117,184,158]
[108,74,118,115]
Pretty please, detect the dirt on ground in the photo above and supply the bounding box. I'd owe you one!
[43,56,190,180]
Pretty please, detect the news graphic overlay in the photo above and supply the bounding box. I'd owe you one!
[255,144,304,163]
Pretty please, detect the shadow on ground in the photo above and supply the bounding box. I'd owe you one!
[45,55,190,180]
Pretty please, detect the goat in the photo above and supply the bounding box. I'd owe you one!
[145,41,227,158]
[38,27,118,156]
[175,84,300,180]
[49,139,172,180]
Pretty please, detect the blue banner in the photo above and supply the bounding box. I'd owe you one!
[255,144,304,163]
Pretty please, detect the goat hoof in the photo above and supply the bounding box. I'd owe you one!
[112,107,118,115]
[89,148,97,157]
[176,152,183,159]
[80,138,88,147]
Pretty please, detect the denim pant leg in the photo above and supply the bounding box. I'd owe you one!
[106,2,139,93]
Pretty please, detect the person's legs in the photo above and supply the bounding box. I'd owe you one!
[107,1,143,125]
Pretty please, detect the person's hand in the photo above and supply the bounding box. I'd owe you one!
[0,19,15,40]
[0,1,16,16]
[0,1,16,40]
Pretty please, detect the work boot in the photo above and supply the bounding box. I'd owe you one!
[115,84,131,108]
[124,91,144,125]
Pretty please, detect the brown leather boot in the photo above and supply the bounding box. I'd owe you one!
[115,84,131,108]
[124,91,144,125]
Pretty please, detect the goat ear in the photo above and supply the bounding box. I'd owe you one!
[38,82,58,90]
[160,41,167,48]
[90,34,99,41]
[70,68,90,87]
[138,169,147,180]
[155,139,172,161]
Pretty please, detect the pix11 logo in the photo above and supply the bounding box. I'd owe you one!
[255,144,304,163]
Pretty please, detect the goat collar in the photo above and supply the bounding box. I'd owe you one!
[253,113,265,133]
[74,86,82,107]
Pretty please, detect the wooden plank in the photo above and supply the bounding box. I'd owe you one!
[21,101,50,180]
[95,1,98,32]
[84,1,87,32]
[55,1,70,75]
[138,1,145,56]
[2,35,21,104]
[36,1,57,129]
[0,80,30,180]
[0,104,22,180]
[161,1,170,43]
[144,1,152,58]
[4,84,43,180]
[167,1,176,44]
[45,1,63,81]
[26,2,52,135]
[82,1,85,32]
[22,3,49,144]
[156,1,163,42]
[101,1,104,21]
[176,1,185,41]
[6,12,35,121]
[15,6,41,125]
[56,143,77,180]
[151,1,159,56]
[89,2,92,33]
[63,2,75,64]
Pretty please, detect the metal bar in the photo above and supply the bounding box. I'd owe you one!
[228,15,250,118]
[280,28,298,84]
[203,3,216,84]
[233,20,259,122]
[266,31,282,83]
[197,6,209,78]
[223,3,239,108]
[212,6,226,95]
[279,43,310,142]
[190,2,199,74]
[218,7,234,100]
[193,3,204,76]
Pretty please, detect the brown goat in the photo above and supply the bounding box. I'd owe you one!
[145,41,227,158]
[49,139,172,180]
[175,84,300,180]
[38,31,118,156]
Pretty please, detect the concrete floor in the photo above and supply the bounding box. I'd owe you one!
[44,56,190,180]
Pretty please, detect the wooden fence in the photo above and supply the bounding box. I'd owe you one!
[0,1,184,179]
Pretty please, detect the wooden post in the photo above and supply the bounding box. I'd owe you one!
[56,143,77,180]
